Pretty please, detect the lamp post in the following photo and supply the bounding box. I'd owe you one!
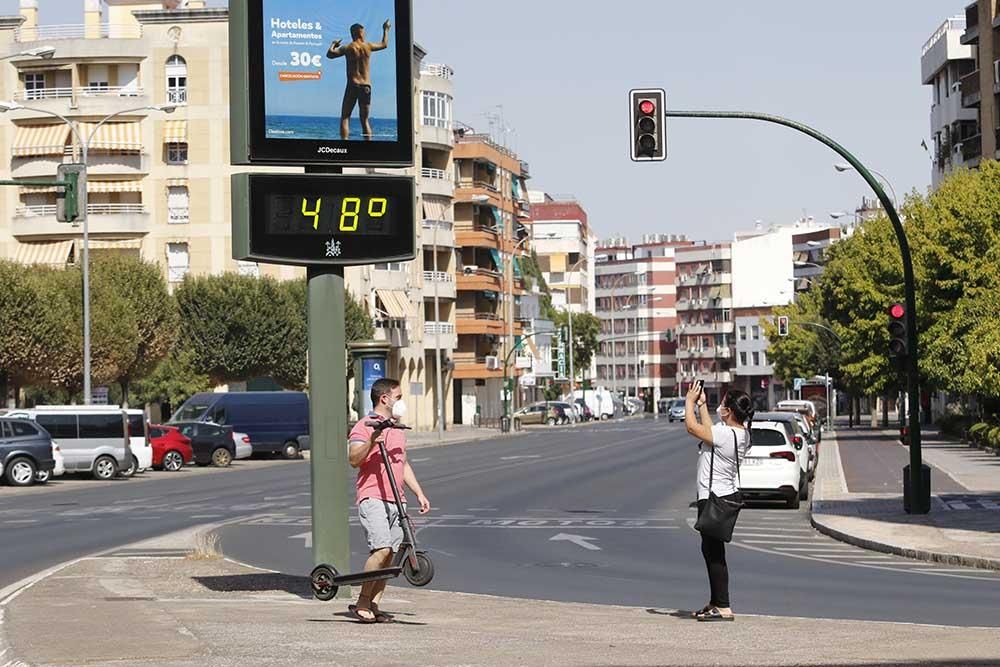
[0,101,176,403]
[503,234,531,426]
[833,163,897,205]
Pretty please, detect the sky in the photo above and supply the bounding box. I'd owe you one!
[17,0,952,242]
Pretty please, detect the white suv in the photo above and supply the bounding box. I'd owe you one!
[739,420,808,509]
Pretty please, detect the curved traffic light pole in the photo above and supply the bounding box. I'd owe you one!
[664,109,927,514]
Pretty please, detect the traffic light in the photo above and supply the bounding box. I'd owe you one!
[888,303,908,358]
[777,315,790,337]
[629,88,666,162]
[56,163,86,223]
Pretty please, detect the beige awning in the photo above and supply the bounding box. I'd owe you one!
[162,119,187,143]
[12,240,74,266]
[77,121,142,151]
[375,289,409,319]
[89,239,142,251]
[166,177,188,187]
[423,198,453,222]
[11,124,71,157]
[19,179,143,194]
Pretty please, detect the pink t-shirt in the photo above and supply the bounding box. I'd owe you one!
[349,414,408,505]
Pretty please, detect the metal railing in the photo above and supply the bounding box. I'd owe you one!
[15,24,143,41]
[422,219,454,232]
[423,322,455,334]
[922,17,966,56]
[420,63,454,80]
[15,203,146,217]
[167,88,188,105]
[14,86,145,101]
[168,207,190,224]
[421,167,450,181]
[423,270,453,283]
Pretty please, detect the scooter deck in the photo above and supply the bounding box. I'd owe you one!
[332,566,403,586]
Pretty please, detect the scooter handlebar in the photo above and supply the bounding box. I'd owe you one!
[365,419,412,432]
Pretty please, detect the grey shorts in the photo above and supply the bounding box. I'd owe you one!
[358,498,404,553]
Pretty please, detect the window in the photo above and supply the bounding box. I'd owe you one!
[739,352,747,367]
[167,185,189,223]
[10,421,39,437]
[86,64,109,92]
[374,262,405,271]
[549,272,565,283]
[738,326,747,341]
[721,309,731,322]
[36,414,76,439]
[752,352,761,366]
[128,414,146,439]
[421,91,452,129]
[166,55,188,105]
[167,142,188,164]
[78,413,125,439]
[167,242,190,283]
[760,351,767,367]
[751,325,761,340]
[24,72,45,100]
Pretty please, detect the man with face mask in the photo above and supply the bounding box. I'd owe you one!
[347,377,430,623]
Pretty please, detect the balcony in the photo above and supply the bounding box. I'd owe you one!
[9,85,150,118]
[420,63,454,80]
[453,352,503,380]
[423,322,457,350]
[679,321,735,336]
[12,203,149,239]
[454,179,501,206]
[420,167,454,198]
[12,150,149,179]
[14,23,143,42]
[676,347,733,360]
[675,297,732,311]
[420,121,454,150]
[519,160,531,178]
[456,311,505,335]
[455,225,501,250]
[961,69,981,107]
[423,271,456,299]
[373,319,409,348]
[677,272,732,287]
[422,219,456,247]
[457,267,503,292]
[961,134,982,163]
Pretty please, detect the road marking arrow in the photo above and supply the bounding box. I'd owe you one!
[549,533,601,551]
[290,531,312,548]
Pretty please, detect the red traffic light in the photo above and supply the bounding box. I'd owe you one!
[889,303,905,319]
[639,99,656,115]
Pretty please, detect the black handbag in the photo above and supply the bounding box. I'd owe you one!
[694,428,744,543]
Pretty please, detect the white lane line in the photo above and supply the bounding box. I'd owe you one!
[190,514,223,519]
[410,457,431,463]
[740,538,832,544]
[467,508,497,512]
[3,519,39,524]
[774,547,859,553]
[913,568,996,574]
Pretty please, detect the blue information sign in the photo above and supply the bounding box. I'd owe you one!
[361,357,386,415]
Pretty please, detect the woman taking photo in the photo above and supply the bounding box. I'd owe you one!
[685,382,754,622]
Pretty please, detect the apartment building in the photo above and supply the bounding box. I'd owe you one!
[791,225,842,295]
[594,234,686,406]
[674,242,734,406]
[956,0,1000,167]
[0,1,296,283]
[451,126,531,425]
[528,193,595,316]
[922,15,978,188]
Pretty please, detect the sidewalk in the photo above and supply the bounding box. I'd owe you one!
[2,528,999,666]
[811,421,1000,571]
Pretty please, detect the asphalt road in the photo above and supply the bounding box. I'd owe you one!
[4,419,1000,627]
[217,418,1000,626]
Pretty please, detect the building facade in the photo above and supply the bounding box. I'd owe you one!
[922,15,978,188]
[956,0,1000,168]
[528,194,594,316]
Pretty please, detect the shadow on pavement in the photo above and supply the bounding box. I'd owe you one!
[193,572,314,599]
[814,494,1000,534]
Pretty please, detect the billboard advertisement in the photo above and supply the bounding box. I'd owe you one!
[231,0,413,166]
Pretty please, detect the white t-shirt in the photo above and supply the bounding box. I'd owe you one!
[697,423,749,501]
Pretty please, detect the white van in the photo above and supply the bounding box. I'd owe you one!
[6,406,132,480]
[125,409,154,475]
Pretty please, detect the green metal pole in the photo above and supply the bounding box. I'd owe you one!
[665,110,927,514]
[307,266,352,598]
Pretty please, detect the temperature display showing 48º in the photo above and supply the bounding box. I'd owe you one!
[265,194,396,236]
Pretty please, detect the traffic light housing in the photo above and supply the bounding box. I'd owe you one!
[629,88,666,162]
[56,163,86,223]
[777,315,790,337]
[888,303,908,358]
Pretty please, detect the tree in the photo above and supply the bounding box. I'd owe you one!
[551,310,601,378]
[131,348,212,415]
[0,261,51,399]
[763,287,841,385]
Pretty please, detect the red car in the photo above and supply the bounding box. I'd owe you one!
[149,424,194,472]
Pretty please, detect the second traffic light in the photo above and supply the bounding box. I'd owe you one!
[629,88,666,162]
[888,303,908,358]
[777,315,790,337]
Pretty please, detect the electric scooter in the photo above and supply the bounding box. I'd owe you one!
[310,419,435,601]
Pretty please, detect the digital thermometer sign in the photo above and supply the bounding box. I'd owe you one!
[232,173,415,266]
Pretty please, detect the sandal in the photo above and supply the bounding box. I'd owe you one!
[350,604,393,623]
[691,604,713,619]
[349,605,377,624]
[697,607,735,622]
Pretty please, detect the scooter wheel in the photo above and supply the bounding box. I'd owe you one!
[403,550,435,587]
[310,564,340,601]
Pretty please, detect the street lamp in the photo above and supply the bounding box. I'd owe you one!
[0,101,176,404]
[833,162,897,205]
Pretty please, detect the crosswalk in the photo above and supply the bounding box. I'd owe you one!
[938,494,1000,511]
[729,511,1000,582]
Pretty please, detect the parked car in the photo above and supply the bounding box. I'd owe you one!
[125,410,154,476]
[755,412,815,482]
[574,398,594,421]
[512,402,564,428]
[149,424,194,472]
[232,431,253,460]
[34,442,65,484]
[626,397,645,415]
[170,422,235,467]
[739,420,808,509]
[5,406,131,481]
[776,400,820,438]
[0,417,56,487]
[666,398,686,423]
[169,392,309,459]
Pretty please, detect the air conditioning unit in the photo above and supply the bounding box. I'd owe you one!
[485,355,500,370]
[463,265,479,275]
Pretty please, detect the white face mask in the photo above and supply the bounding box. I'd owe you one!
[717,405,729,420]
[391,398,408,420]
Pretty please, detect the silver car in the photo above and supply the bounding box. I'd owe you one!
[667,399,686,422]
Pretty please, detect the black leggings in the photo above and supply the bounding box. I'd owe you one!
[697,498,733,608]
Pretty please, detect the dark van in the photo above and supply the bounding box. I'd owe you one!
[168,392,309,459]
